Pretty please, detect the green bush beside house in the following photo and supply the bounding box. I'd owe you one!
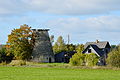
[107,46,120,68]
[70,53,99,66]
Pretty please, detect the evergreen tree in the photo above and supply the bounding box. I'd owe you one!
[53,36,67,54]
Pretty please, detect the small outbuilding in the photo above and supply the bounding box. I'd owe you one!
[55,51,76,63]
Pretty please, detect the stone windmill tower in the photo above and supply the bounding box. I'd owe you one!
[31,29,54,63]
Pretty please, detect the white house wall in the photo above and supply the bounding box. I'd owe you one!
[85,46,100,57]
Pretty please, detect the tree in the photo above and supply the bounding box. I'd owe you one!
[111,45,117,50]
[75,44,84,53]
[85,53,99,66]
[50,35,54,45]
[66,44,75,52]
[53,36,67,54]
[69,44,85,66]
[7,24,33,60]
[107,46,120,68]
[0,47,7,62]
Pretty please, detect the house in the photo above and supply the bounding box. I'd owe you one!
[55,51,76,63]
[82,40,111,65]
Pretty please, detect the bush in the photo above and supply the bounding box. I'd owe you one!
[107,46,120,68]
[70,53,99,66]
[0,47,13,63]
[9,60,26,66]
[85,53,99,66]
[0,62,7,65]
[69,53,85,66]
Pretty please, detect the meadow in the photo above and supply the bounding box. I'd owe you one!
[0,64,120,80]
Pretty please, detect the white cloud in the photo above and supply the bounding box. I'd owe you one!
[0,0,27,15]
[0,0,120,44]
[0,0,120,15]
[46,16,120,32]
[21,0,120,15]
[45,16,120,44]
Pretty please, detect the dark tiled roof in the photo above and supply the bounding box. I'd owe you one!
[83,44,104,57]
[55,51,76,58]
[84,41,109,49]
[32,29,49,31]
[90,45,104,57]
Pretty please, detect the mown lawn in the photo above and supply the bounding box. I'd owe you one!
[0,66,120,80]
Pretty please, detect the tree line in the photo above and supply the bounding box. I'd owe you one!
[0,24,120,68]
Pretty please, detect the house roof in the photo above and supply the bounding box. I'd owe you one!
[84,41,110,49]
[83,44,104,57]
[55,51,76,58]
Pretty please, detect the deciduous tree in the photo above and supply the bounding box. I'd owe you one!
[76,44,84,53]
[107,46,120,68]
[7,24,33,60]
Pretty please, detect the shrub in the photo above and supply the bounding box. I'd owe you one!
[70,53,99,66]
[9,60,26,66]
[85,53,99,66]
[0,47,13,63]
[107,46,120,68]
[0,62,7,65]
[69,53,86,66]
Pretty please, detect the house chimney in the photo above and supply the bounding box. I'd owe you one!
[96,40,99,43]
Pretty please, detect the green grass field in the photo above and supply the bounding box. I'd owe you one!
[0,66,120,80]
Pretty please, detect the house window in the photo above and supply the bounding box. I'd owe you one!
[88,49,91,53]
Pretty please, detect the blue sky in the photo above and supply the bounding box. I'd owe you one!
[0,0,120,45]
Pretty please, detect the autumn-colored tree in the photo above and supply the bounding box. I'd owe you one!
[7,24,33,60]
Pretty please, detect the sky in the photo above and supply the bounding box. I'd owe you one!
[0,0,120,45]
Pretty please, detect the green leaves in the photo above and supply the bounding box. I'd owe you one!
[70,53,86,66]
[85,53,99,66]
[7,24,33,60]
[107,46,120,68]
[53,36,76,54]
[76,44,84,53]
[53,36,67,54]
[70,53,99,66]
